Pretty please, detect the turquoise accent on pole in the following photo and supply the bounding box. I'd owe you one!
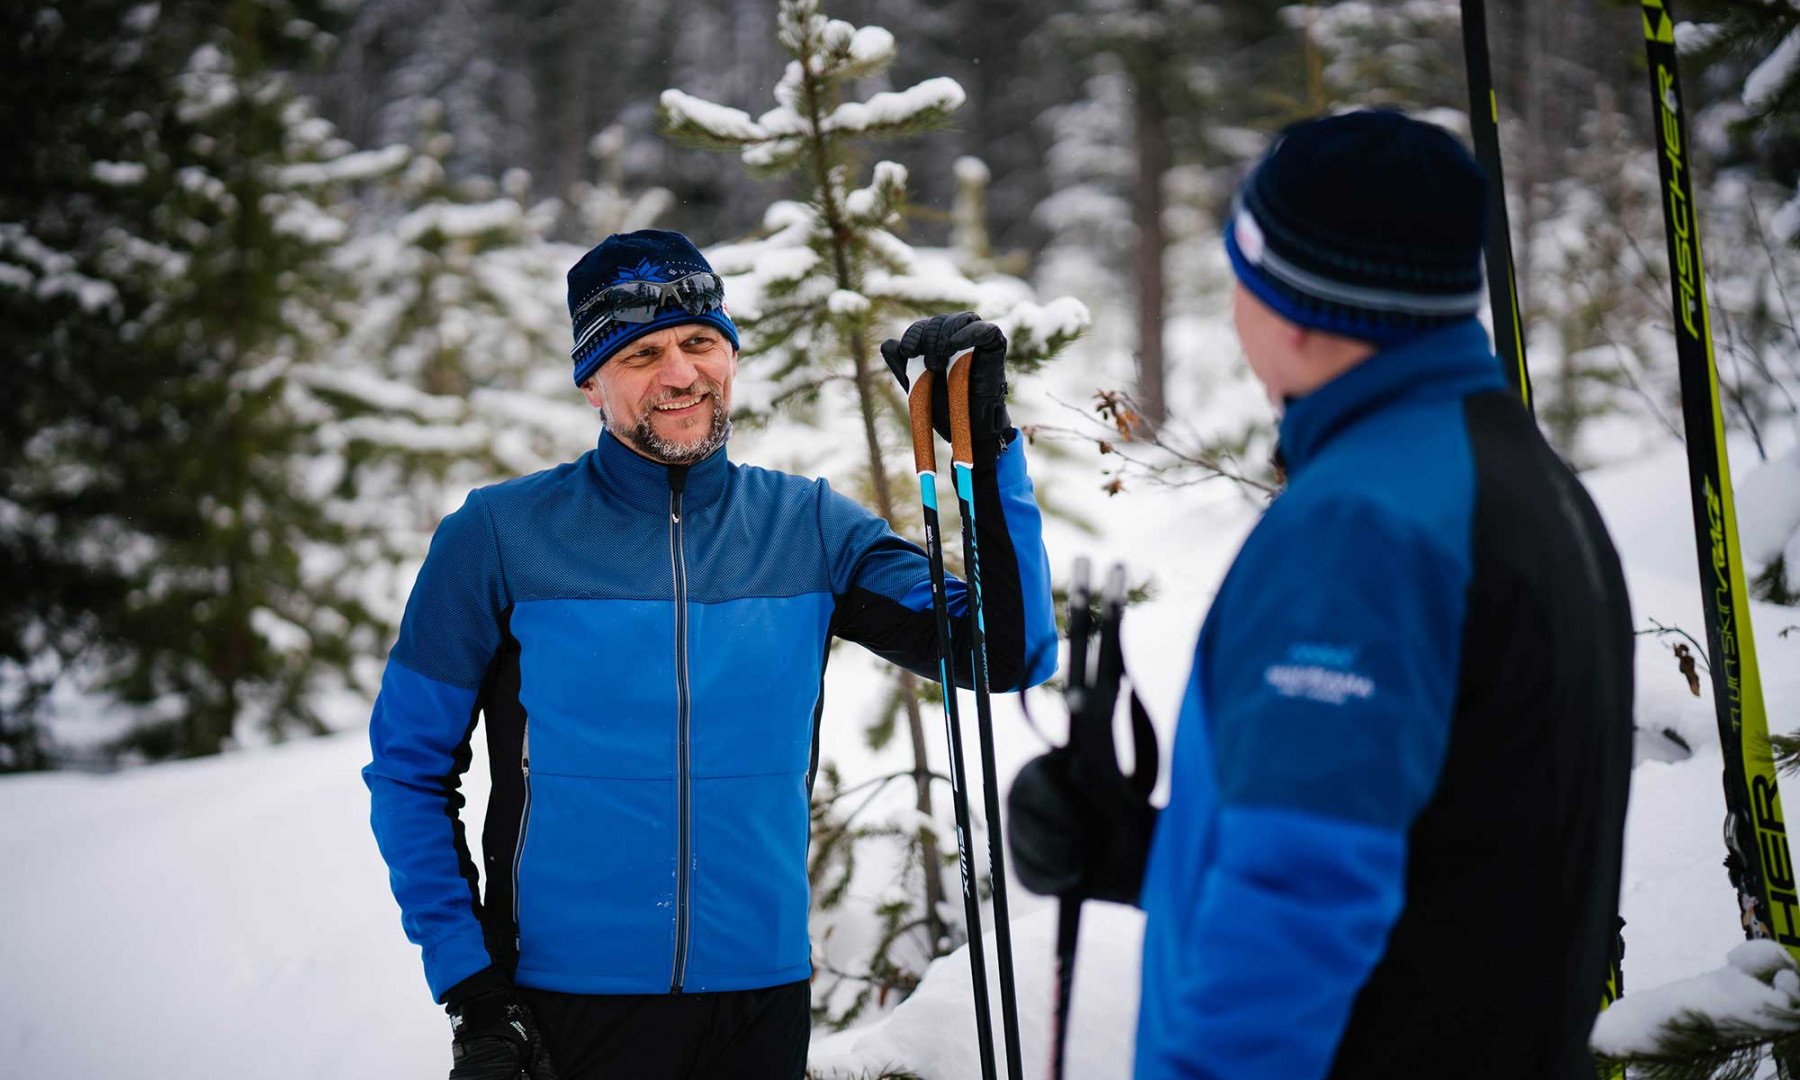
[954,464,988,634]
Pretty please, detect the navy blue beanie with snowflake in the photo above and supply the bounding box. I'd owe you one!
[566,229,740,386]
[1225,109,1489,343]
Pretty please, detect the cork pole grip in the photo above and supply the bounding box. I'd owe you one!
[909,368,938,474]
[947,348,975,466]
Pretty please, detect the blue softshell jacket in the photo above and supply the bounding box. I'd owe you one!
[366,429,1057,1001]
[1134,320,1633,1080]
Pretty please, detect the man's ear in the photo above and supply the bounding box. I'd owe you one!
[579,375,606,410]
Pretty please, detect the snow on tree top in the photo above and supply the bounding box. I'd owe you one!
[1673,20,1726,54]
[1591,940,1800,1058]
[271,198,349,245]
[1745,28,1800,113]
[659,89,767,143]
[394,199,525,244]
[276,145,409,188]
[995,296,1093,351]
[848,26,896,66]
[89,161,148,187]
[123,2,159,31]
[828,289,871,317]
[843,162,906,222]
[741,245,821,288]
[953,156,990,185]
[292,365,467,424]
[824,77,965,133]
[755,104,809,139]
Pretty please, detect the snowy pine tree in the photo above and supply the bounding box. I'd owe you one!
[308,102,592,549]
[2,1,394,764]
[661,0,1088,1026]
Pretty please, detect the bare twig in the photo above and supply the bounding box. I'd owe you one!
[1715,307,1770,461]
[1567,267,1686,443]
[1035,390,1278,496]
[1638,618,1713,675]
[1743,194,1800,387]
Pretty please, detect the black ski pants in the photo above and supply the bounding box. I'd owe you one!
[517,979,810,1080]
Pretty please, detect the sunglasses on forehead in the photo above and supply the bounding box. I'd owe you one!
[571,272,727,358]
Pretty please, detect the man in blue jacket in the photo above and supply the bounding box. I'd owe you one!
[1011,111,1633,1079]
[364,229,1058,1080]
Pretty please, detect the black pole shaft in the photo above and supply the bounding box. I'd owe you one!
[1460,0,1534,411]
[951,461,1024,1080]
[1049,560,1094,1080]
[905,368,1000,1080]
[1050,900,1081,1080]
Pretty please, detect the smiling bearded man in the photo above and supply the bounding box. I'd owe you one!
[363,229,1061,1080]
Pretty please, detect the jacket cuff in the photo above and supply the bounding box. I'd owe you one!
[426,932,499,1004]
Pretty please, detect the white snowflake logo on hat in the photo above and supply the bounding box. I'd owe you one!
[1234,206,1266,265]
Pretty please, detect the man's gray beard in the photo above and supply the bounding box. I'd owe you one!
[604,395,731,465]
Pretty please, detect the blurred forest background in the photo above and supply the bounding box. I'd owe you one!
[26,0,1800,773]
[9,0,1800,1047]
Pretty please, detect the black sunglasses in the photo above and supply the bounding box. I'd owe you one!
[572,272,726,358]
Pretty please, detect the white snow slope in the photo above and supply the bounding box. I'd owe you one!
[4,387,1799,1077]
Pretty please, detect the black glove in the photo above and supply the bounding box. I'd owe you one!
[1009,560,1160,906]
[443,968,559,1080]
[880,311,1012,465]
[1010,745,1158,905]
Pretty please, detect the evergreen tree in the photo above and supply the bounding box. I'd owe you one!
[661,0,1087,1026]
[313,101,593,546]
[2,0,387,764]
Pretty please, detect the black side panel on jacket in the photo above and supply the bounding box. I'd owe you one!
[1330,390,1634,1079]
[478,609,527,977]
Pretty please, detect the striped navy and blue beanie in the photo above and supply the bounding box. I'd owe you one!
[1225,110,1489,344]
[566,229,740,386]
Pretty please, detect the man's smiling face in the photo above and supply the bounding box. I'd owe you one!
[581,323,738,465]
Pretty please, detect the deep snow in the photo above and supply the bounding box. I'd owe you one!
[3,357,1799,1076]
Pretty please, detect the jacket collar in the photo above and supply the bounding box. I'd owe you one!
[591,427,731,513]
[1277,318,1505,475]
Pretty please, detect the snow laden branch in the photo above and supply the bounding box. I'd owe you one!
[711,196,1089,383]
[1592,941,1800,1080]
[659,1,961,177]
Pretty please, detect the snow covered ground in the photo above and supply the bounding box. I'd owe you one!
[3,331,1798,1076]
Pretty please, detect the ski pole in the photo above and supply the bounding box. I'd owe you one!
[945,347,1024,1080]
[1460,0,1534,410]
[1049,558,1096,1080]
[1048,561,1155,1080]
[903,356,999,1080]
[1466,0,1629,1035]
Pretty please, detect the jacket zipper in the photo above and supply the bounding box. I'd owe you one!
[668,470,693,992]
[512,719,532,951]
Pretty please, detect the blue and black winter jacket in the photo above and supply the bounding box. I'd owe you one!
[365,429,1056,1001]
[1134,320,1633,1080]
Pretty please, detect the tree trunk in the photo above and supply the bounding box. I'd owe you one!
[1133,58,1169,429]
[801,55,950,955]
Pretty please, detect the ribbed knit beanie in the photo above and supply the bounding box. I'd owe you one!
[566,230,740,386]
[1225,110,1489,343]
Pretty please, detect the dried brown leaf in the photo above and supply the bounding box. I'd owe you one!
[1675,643,1701,697]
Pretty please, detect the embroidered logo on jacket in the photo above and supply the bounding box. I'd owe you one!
[1263,644,1375,705]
